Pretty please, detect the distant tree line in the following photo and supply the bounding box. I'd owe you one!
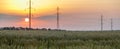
[0,27,66,31]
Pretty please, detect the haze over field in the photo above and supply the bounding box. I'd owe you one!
[0,0,120,30]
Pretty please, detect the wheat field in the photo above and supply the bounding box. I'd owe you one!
[0,30,120,49]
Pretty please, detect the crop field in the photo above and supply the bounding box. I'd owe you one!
[0,30,120,49]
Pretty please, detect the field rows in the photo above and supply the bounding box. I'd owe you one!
[0,30,120,49]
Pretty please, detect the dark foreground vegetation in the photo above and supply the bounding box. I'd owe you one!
[0,30,120,49]
[0,27,65,31]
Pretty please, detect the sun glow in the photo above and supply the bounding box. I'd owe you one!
[3,0,57,16]
[25,18,29,22]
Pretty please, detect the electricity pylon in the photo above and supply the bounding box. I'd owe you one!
[56,0,61,30]
[101,14,103,31]
[28,0,32,29]
[111,18,113,31]
[57,6,60,30]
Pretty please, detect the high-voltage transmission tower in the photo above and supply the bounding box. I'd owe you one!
[56,0,61,30]
[111,18,113,31]
[57,6,60,30]
[28,0,32,29]
[101,14,103,31]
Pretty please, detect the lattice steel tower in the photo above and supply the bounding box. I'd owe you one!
[28,0,32,29]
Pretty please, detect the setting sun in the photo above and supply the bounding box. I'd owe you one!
[25,18,29,22]
[0,0,120,30]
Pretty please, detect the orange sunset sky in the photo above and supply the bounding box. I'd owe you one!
[0,0,120,30]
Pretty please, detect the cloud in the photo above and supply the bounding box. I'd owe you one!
[0,13,25,21]
[35,15,57,21]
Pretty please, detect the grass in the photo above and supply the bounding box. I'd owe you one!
[0,30,120,49]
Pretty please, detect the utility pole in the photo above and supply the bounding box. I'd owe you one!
[29,0,32,29]
[57,6,60,30]
[101,14,103,31]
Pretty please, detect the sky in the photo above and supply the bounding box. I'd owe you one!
[0,0,120,31]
